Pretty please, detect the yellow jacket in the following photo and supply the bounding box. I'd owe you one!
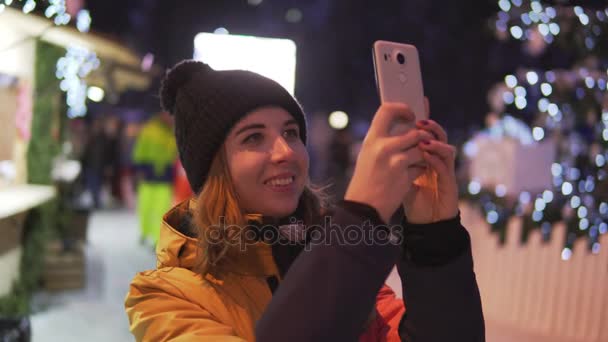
[125,199,404,341]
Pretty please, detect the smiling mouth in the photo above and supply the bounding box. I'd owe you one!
[264,176,296,187]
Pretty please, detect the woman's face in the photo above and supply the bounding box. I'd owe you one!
[224,106,309,218]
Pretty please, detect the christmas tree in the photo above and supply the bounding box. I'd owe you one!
[464,1,608,258]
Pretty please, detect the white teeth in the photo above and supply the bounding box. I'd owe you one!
[267,177,294,186]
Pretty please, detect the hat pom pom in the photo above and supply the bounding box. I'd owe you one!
[160,60,212,115]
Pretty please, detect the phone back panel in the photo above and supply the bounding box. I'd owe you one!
[373,41,426,120]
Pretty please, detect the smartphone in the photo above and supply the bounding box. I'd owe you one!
[372,40,427,135]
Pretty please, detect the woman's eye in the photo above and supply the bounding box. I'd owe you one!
[284,128,299,139]
[243,132,263,144]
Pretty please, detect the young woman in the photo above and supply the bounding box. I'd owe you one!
[125,60,485,341]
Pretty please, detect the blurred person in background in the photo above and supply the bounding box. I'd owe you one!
[125,60,484,341]
[118,115,141,210]
[327,127,354,199]
[82,116,109,209]
[103,114,123,207]
[132,110,177,245]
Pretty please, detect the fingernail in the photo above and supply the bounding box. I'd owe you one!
[422,139,431,145]
[420,120,429,125]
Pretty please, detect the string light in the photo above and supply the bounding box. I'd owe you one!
[562,182,573,195]
[8,0,91,30]
[498,0,511,12]
[76,9,91,32]
[579,218,589,230]
[538,98,549,111]
[526,71,539,84]
[551,163,562,177]
[515,96,527,109]
[496,184,507,197]
[542,190,554,203]
[549,22,560,35]
[487,210,499,224]
[578,206,588,218]
[505,74,518,88]
[56,46,100,118]
[540,83,552,96]
[599,222,608,234]
[530,1,542,14]
[468,180,481,195]
[535,198,546,211]
[45,0,71,26]
[561,247,572,260]
[599,202,608,215]
[510,26,524,39]
[570,195,581,208]
[597,154,606,167]
[22,0,36,13]
[547,103,558,116]
[532,126,544,140]
[585,177,595,192]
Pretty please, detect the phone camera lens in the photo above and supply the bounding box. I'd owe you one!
[396,53,406,65]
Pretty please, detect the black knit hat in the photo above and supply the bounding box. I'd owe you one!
[160,60,307,193]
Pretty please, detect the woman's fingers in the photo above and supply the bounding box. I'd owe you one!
[389,147,427,173]
[419,140,456,165]
[367,103,416,140]
[416,119,448,143]
[422,151,448,177]
[384,129,434,153]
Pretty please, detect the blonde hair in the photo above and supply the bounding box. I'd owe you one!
[192,147,329,277]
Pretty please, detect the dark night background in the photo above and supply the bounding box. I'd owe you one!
[84,0,506,142]
[80,0,607,140]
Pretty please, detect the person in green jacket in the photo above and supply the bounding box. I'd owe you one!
[132,111,177,245]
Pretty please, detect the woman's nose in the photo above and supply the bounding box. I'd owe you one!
[270,136,295,163]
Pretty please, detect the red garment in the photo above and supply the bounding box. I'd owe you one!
[359,285,406,342]
[173,159,192,205]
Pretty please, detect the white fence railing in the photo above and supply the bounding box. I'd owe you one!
[460,203,608,342]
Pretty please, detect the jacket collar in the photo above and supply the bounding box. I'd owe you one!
[156,198,304,279]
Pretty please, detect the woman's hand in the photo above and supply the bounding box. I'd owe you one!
[402,99,459,224]
[345,103,434,223]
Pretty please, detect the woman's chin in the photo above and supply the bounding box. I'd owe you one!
[256,196,299,217]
